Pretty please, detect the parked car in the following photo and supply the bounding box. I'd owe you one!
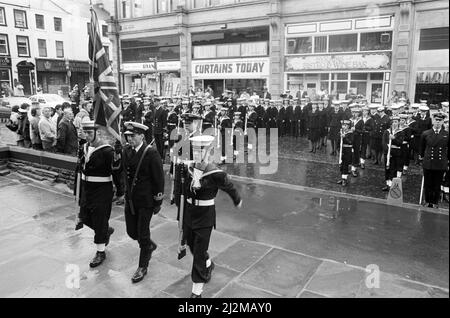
[0,96,32,119]
[29,94,67,108]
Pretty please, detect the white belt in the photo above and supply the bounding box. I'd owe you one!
[342,145,353,148]
[391,145,401,149]
[187,198,215,206]
[402,141,408,144]
[81,174,112,183]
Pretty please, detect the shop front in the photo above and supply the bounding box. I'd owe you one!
[285,53,392,103]
[192,57,270,98]
[36,58,90,95]
[120,61,181,96]
[0,56,12,96]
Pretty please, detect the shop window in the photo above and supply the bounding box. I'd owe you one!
[320,73,329,80]
[241,41,267,56]
[331,81,348,96]
[0,7,6,26]
[38,39,47,57]
[350,82,367,96]
[102,25,108,37]
[329,34,357,52]
[0,34,9,55]
[287,37,312,54]
[360,31,392,51]
[332,73,348,80]
[54,17,62,32]
[192,27,269,46]
[16,36,30,57]
[193,45,216,59]
[370,73,383,81]
[351,73,367,80]
[56,41,64,58]
[35,14,45,29]
[14,9,27,28]
[419,27,449,50]
[225,79,266,95]
[216,43,240,58]
[314,36,327,53]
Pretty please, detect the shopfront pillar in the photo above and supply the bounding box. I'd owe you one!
[269,0,282,97]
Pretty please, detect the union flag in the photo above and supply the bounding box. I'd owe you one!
[88,7,121,140]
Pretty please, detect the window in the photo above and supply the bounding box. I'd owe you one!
[216,43,240,58]
[0,34,9,55]
[102,25,108,37]
[329,34,357,52]
[287,37,312,54]
[193,0,206,8]
[157,0,171,13]
[14,9,27,28]
[121,35,180,62]
[56,41,64,57]
[54,17,62,31]
[38,39,47,57]
[16,36,30,56]
[0,7,6,26]
[134,0,143,17]
[122,0,130,18]
[419,27,449,50]
[314,36,327,53]
[360,31,392,51]
[35,14,44,29]
[241,41,267,56]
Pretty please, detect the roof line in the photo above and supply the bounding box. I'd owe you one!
[48,0,71,15]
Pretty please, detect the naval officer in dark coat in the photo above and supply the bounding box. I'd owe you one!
[122,121,165,283]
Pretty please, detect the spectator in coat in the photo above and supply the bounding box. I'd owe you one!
[30,107,42,150]
[57,107,78,156]
[39,106,57,152]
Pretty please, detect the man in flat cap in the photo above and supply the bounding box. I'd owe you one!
[76,119,115,267]
[172,135,242,298]
[419,113,448,208]
[122,121,165,282]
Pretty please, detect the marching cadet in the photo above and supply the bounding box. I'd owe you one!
[267,100,278,130]
[237,98,247,122]
[373,106,390,165]
[246,102,258,131]
[419,112,448,208]
[382,116,404,191]
[219,106,232,163]
[300,98,310,137]
[328,101,342,156]
[77,120,115,267]
[153,99,167,160]
[226,98,235,118]
[277,100,286,137]
[337,119,353,186]
[173,135,242,298]
[350,106,363,176]
[232,112,244,159]
[202,101,215,132]
[399,113,412,174]
[256,99,266,132]
[415,105,432,164]
[441,115,449,203]
[285,98,294,137]
[122,121,165,283]
[360,106,374,169]
[167,103,179,149]
[318,100,328,150]
[368,104,379,160]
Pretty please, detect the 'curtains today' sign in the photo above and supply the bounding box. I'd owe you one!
[192,58,270,79]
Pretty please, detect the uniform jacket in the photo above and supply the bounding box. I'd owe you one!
[382,128,404,154]
[420,128,449,171]
[57,118,78,155]
[123,142,165,208]
[154,106,167,135]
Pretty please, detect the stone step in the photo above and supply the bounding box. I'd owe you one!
[0,169,10,176]
[17,170,47,181]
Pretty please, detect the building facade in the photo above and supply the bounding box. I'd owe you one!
[108,0,449,105]
[0,0,111,97]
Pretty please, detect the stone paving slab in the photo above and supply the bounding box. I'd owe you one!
[239,248,322,297]
[216,281,281,298]
[213,240,271,272]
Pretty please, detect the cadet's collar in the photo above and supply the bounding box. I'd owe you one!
[134,142,144,152]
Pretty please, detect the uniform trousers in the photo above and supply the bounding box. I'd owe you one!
[401,144,410,168]
[385,150,402,181]
[154,133,164,159]
[80,200,112,244]
[361,133,371,159]
[124,204,156,267]
[423,169,445,205]
[340,147,353,176]
[184,224,213,284]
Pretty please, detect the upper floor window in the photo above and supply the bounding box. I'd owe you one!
[0,7,6,26]
[287,37,312,54]
[360,31,392,51]
[0,34,9,55]
[54,17,62,31]
[14,9,27,28]
[35,14,45,30]
[419,27,449,50]
[122,0,131,18]
[56,40,64,58]
[17,36,30,56]
[329,33,357,52]
[38,39,47,57]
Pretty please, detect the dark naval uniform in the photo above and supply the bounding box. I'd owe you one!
[219,113,232,160]
[153,105,167,159]
[382,127,404,189]
[338,123,354,186]
[420,124,449,206]
[167,109,179,149]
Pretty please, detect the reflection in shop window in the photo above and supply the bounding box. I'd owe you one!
[241,42,267,56]
[350,81,367,96]
[329,34,357,52]
[216,43,240,58]
[287,37,312,54]
[360,31,392,51]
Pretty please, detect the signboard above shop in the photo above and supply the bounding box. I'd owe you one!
[0,57,12,68]
[36,59,89,73]
[285,53,391,71]
[120,61,180,73]
[416,71,449,84]
[192,57,270,79]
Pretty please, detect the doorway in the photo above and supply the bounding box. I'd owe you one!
[203,79,224,98]
[17,61,35,96]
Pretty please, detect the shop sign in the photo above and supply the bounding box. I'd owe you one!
[416,71,449,84]
[285,53,391,71]
[0,57,12,68]
[192,58,270,79]
[36,59,89,73]
[121,62,158,73]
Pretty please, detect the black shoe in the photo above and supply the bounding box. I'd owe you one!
[382,186,389,192]
[342,179,348,186]
[337,179,343,184]
[105,227,114,247]
[89,251,106,268]
[131,267,148,283]
[75,221,84,231]
[309,149,314,153]
[351,171,358,177]
[205,262,215,283]
[427,203,433,208]
[190,293,202,298]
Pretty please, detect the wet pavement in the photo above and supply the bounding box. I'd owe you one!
[0,172,448,298]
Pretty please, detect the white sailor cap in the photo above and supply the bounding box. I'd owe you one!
[81,119,98,130]
[123,121,148,135]
[419,105,429,111]
[190,135,215,148]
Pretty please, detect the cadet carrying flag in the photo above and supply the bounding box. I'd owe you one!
[88,6,121,141]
